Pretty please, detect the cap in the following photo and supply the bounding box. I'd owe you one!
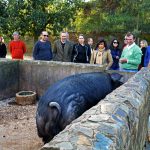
[12,31,19,36]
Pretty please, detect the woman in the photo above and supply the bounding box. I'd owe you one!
[71,34,91,63]
[90,39,113,70]
[109,39,122,70]
[138,40,148,70]
[0,36,7,58]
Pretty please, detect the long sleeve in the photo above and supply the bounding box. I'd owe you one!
[90,51,95,64]
[87,45,91,62]
[71,44,76,62]
[120,44,142,70]
[33,42,39,60]
[107,50,113,68]
[3,44,7,57]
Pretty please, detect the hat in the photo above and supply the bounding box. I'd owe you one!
[13,31,19,36]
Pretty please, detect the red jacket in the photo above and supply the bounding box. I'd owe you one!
[9,40,26,59]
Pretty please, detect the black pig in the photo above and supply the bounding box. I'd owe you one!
[36,72,123,143]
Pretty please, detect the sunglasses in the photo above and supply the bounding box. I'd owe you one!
[113,42,118,44]
[43,35,48,37]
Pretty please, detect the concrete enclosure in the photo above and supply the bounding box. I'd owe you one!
[0,59,149,150]
[0,59,134,100]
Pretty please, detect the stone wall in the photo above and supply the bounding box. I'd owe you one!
[41,68,150,150]
[0,59,19,100]
[0,59,149,149]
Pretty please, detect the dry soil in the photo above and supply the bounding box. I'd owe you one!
[0,98,43,150]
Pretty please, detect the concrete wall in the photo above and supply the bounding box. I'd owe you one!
[0,59,19,100]
[41,68,150,150]
[19,60,134,99]
[0,60,134,100]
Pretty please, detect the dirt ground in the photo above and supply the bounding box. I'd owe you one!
[0,98,43,150]
[0,98,150,150]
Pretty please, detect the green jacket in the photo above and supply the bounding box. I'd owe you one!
[120,43,142,70]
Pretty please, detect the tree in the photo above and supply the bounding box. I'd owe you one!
[73,0,150,35]
[0,0,82,41]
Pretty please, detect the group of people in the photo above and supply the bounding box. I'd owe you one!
[0,31,150,72]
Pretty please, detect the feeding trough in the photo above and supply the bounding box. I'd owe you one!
[16,91,36,105]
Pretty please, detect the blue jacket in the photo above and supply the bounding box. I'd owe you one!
[110,48,122,70]
[144,46,150,67]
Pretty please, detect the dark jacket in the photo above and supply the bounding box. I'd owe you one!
[33,40,53,61]
[53,40,74,62]
[71,44,91,63]
[144,46,150,67]
[110,47,122,70]
[140,47,147,67]
[0,43,7,58]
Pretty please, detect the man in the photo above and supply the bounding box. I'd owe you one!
[33,31,53,61]
[9,31,26,60]
[53,31,74,62]
[119,32,142,72]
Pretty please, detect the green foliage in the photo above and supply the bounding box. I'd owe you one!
[74,0,150,34]
[1,0,150,40]
[0,0,82,39]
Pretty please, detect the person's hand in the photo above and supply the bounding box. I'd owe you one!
[119,58,127,63]
[105,66,109,70]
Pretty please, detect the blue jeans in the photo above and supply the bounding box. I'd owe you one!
[119,68,138,72]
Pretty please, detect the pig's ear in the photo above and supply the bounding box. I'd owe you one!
[110,73,123,83]
[49,102,61,113]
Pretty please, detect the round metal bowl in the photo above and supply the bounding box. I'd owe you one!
[16,91,36,105]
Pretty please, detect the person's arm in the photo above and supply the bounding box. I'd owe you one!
[87,45,91,62]
[49,42,53,60]
[3,44,7,57]
[32,42,39,60]
[107,50,113,69]
[119,48,127,63]
[90,51,95,64]
[110,49,117,59]
[71,44,76,62]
